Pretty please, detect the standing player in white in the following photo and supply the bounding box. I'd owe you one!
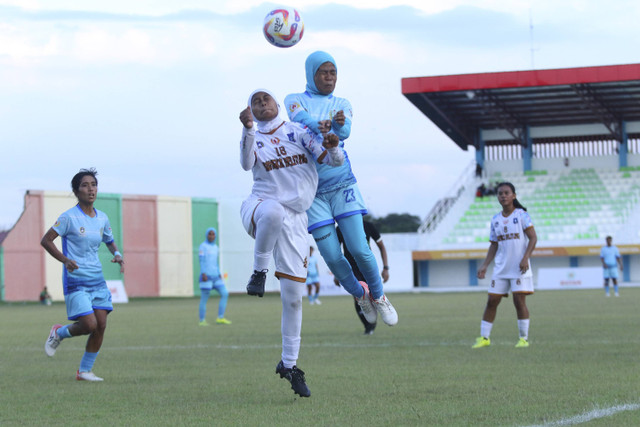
[473,182,537,349]
[239,89,343,397]
[41,168,125,381]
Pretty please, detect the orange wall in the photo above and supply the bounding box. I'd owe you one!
[122,195,160,297]
[3,192,45,301]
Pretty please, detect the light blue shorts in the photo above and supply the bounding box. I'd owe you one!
[603,266,619,280]
[307,183,367,232]
[305,274,320,285]
[65,283,113,320]
[200,276,225,291]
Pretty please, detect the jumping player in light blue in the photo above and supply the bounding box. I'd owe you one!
[600,235,623,297]
[284,51,397,326]
[198,227,231,325]
[41,168,124,382]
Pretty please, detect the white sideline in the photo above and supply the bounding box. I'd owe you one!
[524,403,640,426]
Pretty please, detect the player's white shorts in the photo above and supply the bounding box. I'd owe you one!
[241,194,309,283]
[489,276,534,296]
[603,266,619,280]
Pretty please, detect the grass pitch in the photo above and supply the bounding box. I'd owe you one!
[2,288,640,426]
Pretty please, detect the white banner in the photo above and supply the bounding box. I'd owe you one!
[537,267,602,290]
[106,280,129,303]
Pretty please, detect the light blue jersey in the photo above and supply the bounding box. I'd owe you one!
[306,253,320,284]
[52,205,114,294]
[284,51,356,193]
[600,245,621,268]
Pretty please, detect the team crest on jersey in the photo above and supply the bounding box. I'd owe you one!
[287,132,295,142]
[270,137,280,145]
[303,256,308,269]
[289,103,300,113]
[79,227,85,234]
[256,140,264,148]
[513,218,519,224]
[53,220,60,227]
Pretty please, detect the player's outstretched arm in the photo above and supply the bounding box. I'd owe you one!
[239,106,256,171]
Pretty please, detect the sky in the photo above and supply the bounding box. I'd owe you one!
[1,0,640,230]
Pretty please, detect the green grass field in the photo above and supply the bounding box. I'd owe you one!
[2,289,640,426]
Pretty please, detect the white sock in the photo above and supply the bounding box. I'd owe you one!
[517,318,530,340]
[480,320,493,339]
[280,278,303,368]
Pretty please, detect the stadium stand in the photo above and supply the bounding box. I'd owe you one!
[403,63,640,287]
[445,167,640,246]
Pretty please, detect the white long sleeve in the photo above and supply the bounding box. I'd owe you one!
[321,145,344,166]
[240,126,256,171]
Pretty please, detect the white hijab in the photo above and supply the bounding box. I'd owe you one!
[247,88,284,133]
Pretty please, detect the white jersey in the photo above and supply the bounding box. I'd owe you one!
[240,121,340,213]
[489,208,534,279]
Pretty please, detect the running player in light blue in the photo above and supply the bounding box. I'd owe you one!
[305,246,321,305]
[285,51,397,326]
[198,227,231,325]
[600,235,623,297]
[41,168,124,382]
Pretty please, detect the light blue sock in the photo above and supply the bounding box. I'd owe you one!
[337,215,385,299]
[79,351,99,373]
[614,284,619,293]
[312,225,363,298]
[57,324,72,340]
[216,286,228,318]
[308,295,313,302]
[199,290,210,321]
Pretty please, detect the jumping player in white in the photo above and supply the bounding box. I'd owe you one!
[41,168,125,381]
[284,51,397,326]
[239,89,343,397]
[473,182,537,349]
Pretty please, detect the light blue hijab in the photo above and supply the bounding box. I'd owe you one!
[205,227,217,245]
[305,51,337,95]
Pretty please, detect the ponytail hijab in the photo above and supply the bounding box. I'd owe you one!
[497,181,527,212]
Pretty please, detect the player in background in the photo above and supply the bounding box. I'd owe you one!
[239,88,344,397]
[198,227,231,325]
[306,246,321,305]
[335,220,390,335]
[600,235,623,297]
[284,51,397,326]
[41,168,125,381]
[473,182,537,349]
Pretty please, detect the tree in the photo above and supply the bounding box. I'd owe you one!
[364,213,421,233]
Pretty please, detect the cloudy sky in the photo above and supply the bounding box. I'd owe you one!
[1,0,639,229]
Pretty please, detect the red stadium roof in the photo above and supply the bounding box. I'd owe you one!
[402,63,640,149]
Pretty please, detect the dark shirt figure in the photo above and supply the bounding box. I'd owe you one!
[335,221,389,335]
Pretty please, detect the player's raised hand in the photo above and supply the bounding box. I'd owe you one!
[239,106,253,128]
[333,110,345,126]
[322,133,339,148]
[317,120,331,134]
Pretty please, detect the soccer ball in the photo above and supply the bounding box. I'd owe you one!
[263,8,304,48]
